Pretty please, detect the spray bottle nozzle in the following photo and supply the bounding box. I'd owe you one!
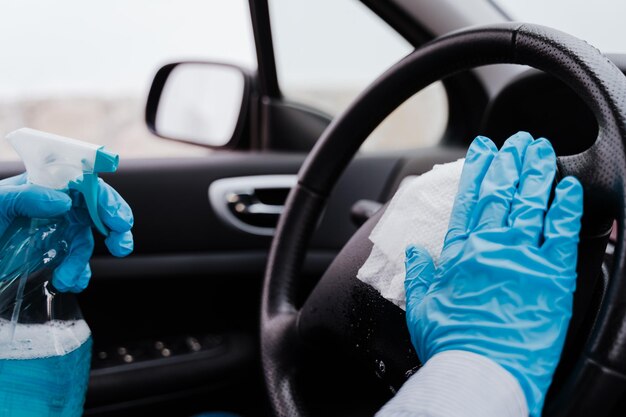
[95,149,119,173]
[6,128,120,236]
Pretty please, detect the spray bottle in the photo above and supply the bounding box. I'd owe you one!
[0,128,119,416]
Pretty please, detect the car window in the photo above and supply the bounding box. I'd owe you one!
[269,0,448,152]
[0,0,256,161]
[495,0,626,53]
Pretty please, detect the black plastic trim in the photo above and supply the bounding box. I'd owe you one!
[86,333,254,407]
[249,0,281,98]
[360,0,432,46]
[90,251,336,280]
[260,98,332,151]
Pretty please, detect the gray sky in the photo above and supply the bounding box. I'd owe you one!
[0,0,623,100]
[496,0,626,53]
[0,0,621,161]
[0,0,256,99]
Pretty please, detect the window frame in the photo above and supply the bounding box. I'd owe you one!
[248,0,489,150]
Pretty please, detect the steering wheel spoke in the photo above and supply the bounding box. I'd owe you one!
[298,207,420,391]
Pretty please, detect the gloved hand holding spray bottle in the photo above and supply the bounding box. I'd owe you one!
[0,128,133,416]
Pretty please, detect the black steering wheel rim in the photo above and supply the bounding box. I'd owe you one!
[262,22,626,417]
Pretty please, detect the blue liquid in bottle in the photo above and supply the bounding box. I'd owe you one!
[0,218,92,417]
[0,320,92,417]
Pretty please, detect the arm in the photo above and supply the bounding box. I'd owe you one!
[379,132,582,417]
[376,350,527,417]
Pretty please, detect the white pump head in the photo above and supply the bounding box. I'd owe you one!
[5,128,119,235]
[7,128,103,190]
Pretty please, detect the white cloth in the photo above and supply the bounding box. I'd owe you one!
[357,159,464,309]
[376,350,528,417]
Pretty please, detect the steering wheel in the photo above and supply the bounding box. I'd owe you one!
[261,23,626,417]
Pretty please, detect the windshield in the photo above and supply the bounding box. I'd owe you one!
[495,0,625,53]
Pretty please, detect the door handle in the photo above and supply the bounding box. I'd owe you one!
[227,192,284,216]
[209,175,297,236]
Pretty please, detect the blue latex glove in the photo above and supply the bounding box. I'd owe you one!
[0,173,134,292]
[405,132,583,417]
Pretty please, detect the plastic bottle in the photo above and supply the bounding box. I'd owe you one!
[0,128,119,417]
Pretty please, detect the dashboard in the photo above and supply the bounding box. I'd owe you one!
[480,54,626,156]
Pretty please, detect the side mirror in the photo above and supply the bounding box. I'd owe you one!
[146,62,250,148]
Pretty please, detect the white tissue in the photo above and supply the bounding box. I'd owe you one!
[357,159,465,310]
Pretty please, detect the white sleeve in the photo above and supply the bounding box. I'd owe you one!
[375,350,528,417]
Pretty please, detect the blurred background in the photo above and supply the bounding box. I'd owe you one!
[0,0,622,160]
[0,0,443,160]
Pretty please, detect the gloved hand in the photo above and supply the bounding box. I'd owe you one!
[0,173,134,292]
[405,132,582,417]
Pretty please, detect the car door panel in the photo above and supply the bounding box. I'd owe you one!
[85,153,403,415]
[0,151,400,413]
[0,144,462,415]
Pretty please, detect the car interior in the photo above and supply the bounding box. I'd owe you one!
[1,1,625,416]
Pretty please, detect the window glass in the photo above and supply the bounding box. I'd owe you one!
[0,0,256,160]
[269,0,448,152]
[495,0,626,53]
